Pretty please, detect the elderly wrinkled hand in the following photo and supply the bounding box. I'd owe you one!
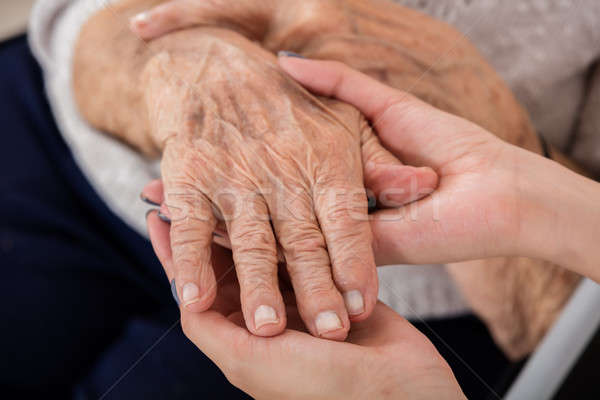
[139,27,437,340]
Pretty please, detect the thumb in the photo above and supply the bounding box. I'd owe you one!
[181,309,252,372]
[130,0,273,41]
[361,124,438,207]
[349,301,425,347]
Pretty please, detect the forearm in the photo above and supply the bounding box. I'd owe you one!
[73,0,168,157]
[517,147,600,280]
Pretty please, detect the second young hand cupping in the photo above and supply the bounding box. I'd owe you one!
[145,209,466,400]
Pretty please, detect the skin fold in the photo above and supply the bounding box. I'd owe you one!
[75,0,581,358]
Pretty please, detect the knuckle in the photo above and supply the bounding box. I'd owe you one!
[237,266,277,292]
[281,229,327,265]
[171,222,213,247]
[288,245,326,266]
[166,192,213,223]
[243,279,277,300]
[231,231,278,268]
[376,93,420,123]
[231,226,275,251]
[303,278,336,299]
[332,258,371,288]
[293,270,336,297]
[325,202,353,223]
[360,128,379,148]
[334,228,371,249]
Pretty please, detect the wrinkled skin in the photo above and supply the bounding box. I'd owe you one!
[130,0,583,359]
[75,3,440,342]
[146,210,466,400]
[143,29,392,339]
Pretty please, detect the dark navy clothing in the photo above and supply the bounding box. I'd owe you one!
[0,35,514,399]
[0,36,249,399]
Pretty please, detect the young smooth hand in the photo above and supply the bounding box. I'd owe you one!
[278,56,600,279]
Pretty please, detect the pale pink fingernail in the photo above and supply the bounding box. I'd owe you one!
[182,282,200,307]
[315,311,342,335]
[131,12,151,29]
[254,305,278,329]
[343,290,365,315]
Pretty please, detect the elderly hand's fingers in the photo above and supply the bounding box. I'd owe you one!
[166,189,218,312]
[219,192,287,337]
[269,191,350,340]
[146,209,174,278]
[313,177,379,323]
[130,0,274,41]
[141,180,239,252]
[162,142,219,313]
[360,125,438,207]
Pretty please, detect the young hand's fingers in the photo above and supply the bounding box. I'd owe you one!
[368,191,490,266]
[360,125,438,207]
[180,309,252,378]
[278,56,459,168]
[222,193,287,337]
[278,57,418,122]
[130,0,273,41]
[348,302,436,353]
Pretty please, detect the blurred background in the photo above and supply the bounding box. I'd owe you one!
[0,0,36,41]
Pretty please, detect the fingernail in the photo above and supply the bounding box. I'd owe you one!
[254,305,278,329]
[157,210,171,223]
[278,51,305,59]
[315,311,342,335]
[343,290,365,315]
[131,12,150,28]
[367,195,377,211]
[145,209,156,219]
[170,279,180,306]
[140,193,160,206]
[182,282,200,306]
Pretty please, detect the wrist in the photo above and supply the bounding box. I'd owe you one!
[515,147,600,279]
[73,0,170,157]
